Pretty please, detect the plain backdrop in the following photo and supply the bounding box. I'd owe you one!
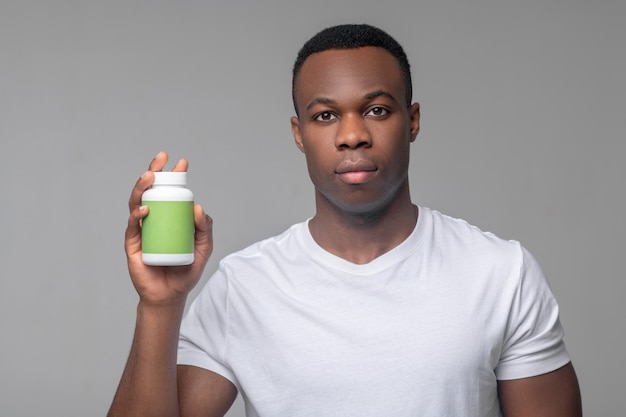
[1,1,624,416]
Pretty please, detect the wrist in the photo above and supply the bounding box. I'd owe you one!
[135,285,190,308]
[137,296,187,321]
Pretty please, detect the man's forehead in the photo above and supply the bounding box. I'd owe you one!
[294,47,405,98]
[298,46,398,73]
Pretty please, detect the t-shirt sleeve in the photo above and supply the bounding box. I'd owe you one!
[177,263,237,386]
[495,246,571,380]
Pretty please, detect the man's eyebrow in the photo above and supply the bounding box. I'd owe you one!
[306,97,336,111]
[305,90,397,111]
[364,90,397,102]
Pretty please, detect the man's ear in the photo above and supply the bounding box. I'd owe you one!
[409,102,420,142]
[291,116,305,153]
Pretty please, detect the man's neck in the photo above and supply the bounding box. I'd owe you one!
[308,195,418,265]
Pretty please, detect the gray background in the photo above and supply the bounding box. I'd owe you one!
[1,1,624,415]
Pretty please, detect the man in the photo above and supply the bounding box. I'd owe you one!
[109,24,582,417]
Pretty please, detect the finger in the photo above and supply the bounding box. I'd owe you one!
[124,205,148,256]
[127,152,168,212]
[148,151,169,172]
[128,171,154,212]
[172,158,189,172]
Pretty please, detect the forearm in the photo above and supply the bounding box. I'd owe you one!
[108,299,186,417]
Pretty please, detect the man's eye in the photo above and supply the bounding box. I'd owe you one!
[315,111,336,121]
[366,107,389,117]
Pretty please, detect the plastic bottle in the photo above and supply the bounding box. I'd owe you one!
[141,171,194,266]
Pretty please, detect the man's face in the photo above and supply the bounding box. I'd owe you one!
[291,46,420,216]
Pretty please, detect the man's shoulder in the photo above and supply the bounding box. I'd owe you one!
[421,206,522,256]
[220,220,309,265]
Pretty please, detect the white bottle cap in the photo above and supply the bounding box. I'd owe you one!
[153,171,187,185]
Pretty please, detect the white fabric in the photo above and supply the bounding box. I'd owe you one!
[178,206,570,417]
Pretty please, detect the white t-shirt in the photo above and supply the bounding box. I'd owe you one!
[178,207,570,417]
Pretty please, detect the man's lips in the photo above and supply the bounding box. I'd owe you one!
[335,160,377,184]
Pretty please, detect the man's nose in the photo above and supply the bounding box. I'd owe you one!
[335,114,372,149]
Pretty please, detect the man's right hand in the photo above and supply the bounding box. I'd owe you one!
[109,152,236,417]
[124,151,213,306]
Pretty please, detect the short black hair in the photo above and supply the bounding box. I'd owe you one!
[292,24,412,113]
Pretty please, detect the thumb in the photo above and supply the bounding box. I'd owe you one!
[193,204,213,263]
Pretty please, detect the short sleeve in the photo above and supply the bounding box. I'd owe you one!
[177,263,237,386]
[495,246,571,380]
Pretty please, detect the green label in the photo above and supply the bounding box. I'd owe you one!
[142,201,194,254]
